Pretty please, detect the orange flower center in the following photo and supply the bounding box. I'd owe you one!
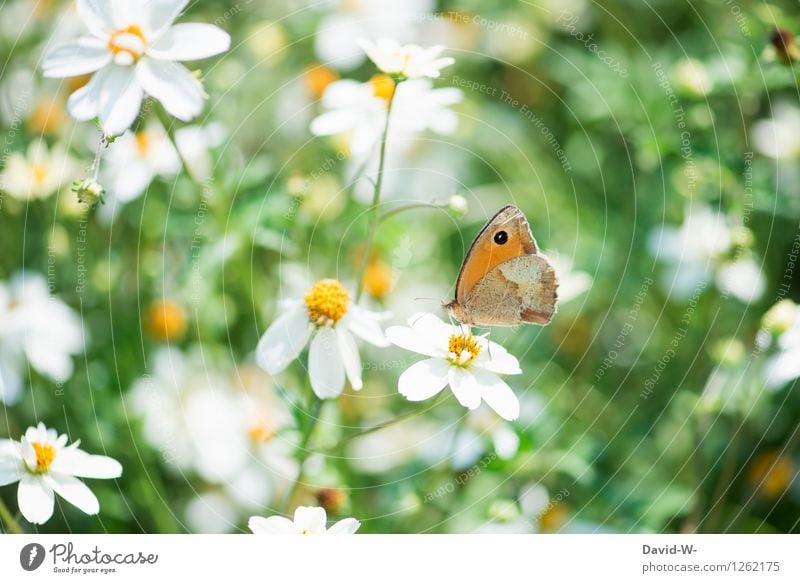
[108,25,147,65]
[304,279,350,326]
[32,442,56,472]
[369,74,396,102]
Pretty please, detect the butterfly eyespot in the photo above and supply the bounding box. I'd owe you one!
[493,230,509,245]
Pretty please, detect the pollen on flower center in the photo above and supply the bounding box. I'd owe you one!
[369,74,396,102]
[304,279,350,326]
[108,25,147,65]
[31,442,56,472]
[447,332,482,367]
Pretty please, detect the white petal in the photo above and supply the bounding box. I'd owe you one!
[255,306,313,375]
[308,329,345,399]
[398,358,449,401]
[147,24,230,61]
[42,39,111,78]
[448,367,481,410]
[479,342,522,375]
[46,474,99,515]
[66,66,109,121]
[345,306,390,347]
[142,0,190,39]
[49,448,122,479]
[310,110,360,137]
[136,57,205,121]
[293,506,327,533]
[337,328,362,391]
[98,66,144,136]
[327,517,360,534]
[475,369,520,421]
[0,451,23,487]
[249,515,296,534]
[18,475,55,524]
[386,325,443,358]
[76,0,115,37]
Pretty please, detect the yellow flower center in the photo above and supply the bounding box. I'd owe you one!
[134,131,152,157]
[108,25,147,65]
[305,65,339,98]
[447,332,482,367]
[31,165,48,185]
[363,257,392,300]
[248,423,275,443]
[304,279,350,326]
[146,299,187,341]
[32,442,56,472]
[369,74,396,102]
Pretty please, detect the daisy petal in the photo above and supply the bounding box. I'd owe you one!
[474,369,520,421]
[98,66,144,136]
[76,0,115,37]
[256,306,313,375]
[294,506,327,533]
[142,0,190,39]
[328,517,360,534]
[386,325,443,358]
[136,58,205,121]
[337,328,362,391]
[479,342,522,375]
[308,328,345,399]
[346,306,390,347]
[448,367,481,410]
[18,475,55,524]
[66,66,109,121]
[147,23,231,61]
[249,515,296,534]
[50,449,122,479]
[46,474,100,515]
[398,358,449,401]
[42,39,111,78]
[0,450,23,487]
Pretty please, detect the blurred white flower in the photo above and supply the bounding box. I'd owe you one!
[545,251,591,304]
[102,123,180,204]
[0,273,84,404]
[42,0,230,136]
[256,278,390,399]
[0,422,121,524]
[358,38,454,79]
[752,103,800,160]
[0,140,76,201]
[386,313,523,421]
[249,505,360,534]
[451,407,520,469]
[314,0,435,70]
[310,78,462,159]
[648,204,764,303]
[765,301,800,390]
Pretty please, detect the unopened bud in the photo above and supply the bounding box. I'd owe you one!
[72,179,105,205]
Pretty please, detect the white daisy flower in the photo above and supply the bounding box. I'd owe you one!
[256,279,390,400]
[0,422,122,524]
[310,78,462,159]
[764,301,800,390]
[0,140,77,201]
[249,505,360,534]
[0,273,84,404]
[357,38,454,79]
[42,0,231,136]
[386,313,523,421]
[751,102,800,160]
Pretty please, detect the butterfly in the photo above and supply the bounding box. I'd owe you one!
[444,205,558,327]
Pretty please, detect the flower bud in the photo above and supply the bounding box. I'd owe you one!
[72,178,105,205]
[448,194,468,218]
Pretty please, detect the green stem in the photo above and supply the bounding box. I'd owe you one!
[0,497,23,534]
[282,398,324,512]
[378,202,448,224]
[155,104,201,185]
[354,83,400,303]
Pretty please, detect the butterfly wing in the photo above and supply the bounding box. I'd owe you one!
[454,205,538,303]
[460,254,558,326]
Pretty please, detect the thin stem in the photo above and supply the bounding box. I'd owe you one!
[282,397,324,513]
[155,104,201,185]
[354,83,399,303]
[0,497,23,534]
[329,391,447,453]
[378,202,448,224]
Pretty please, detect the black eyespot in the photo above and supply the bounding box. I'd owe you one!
[494,230,508,245]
